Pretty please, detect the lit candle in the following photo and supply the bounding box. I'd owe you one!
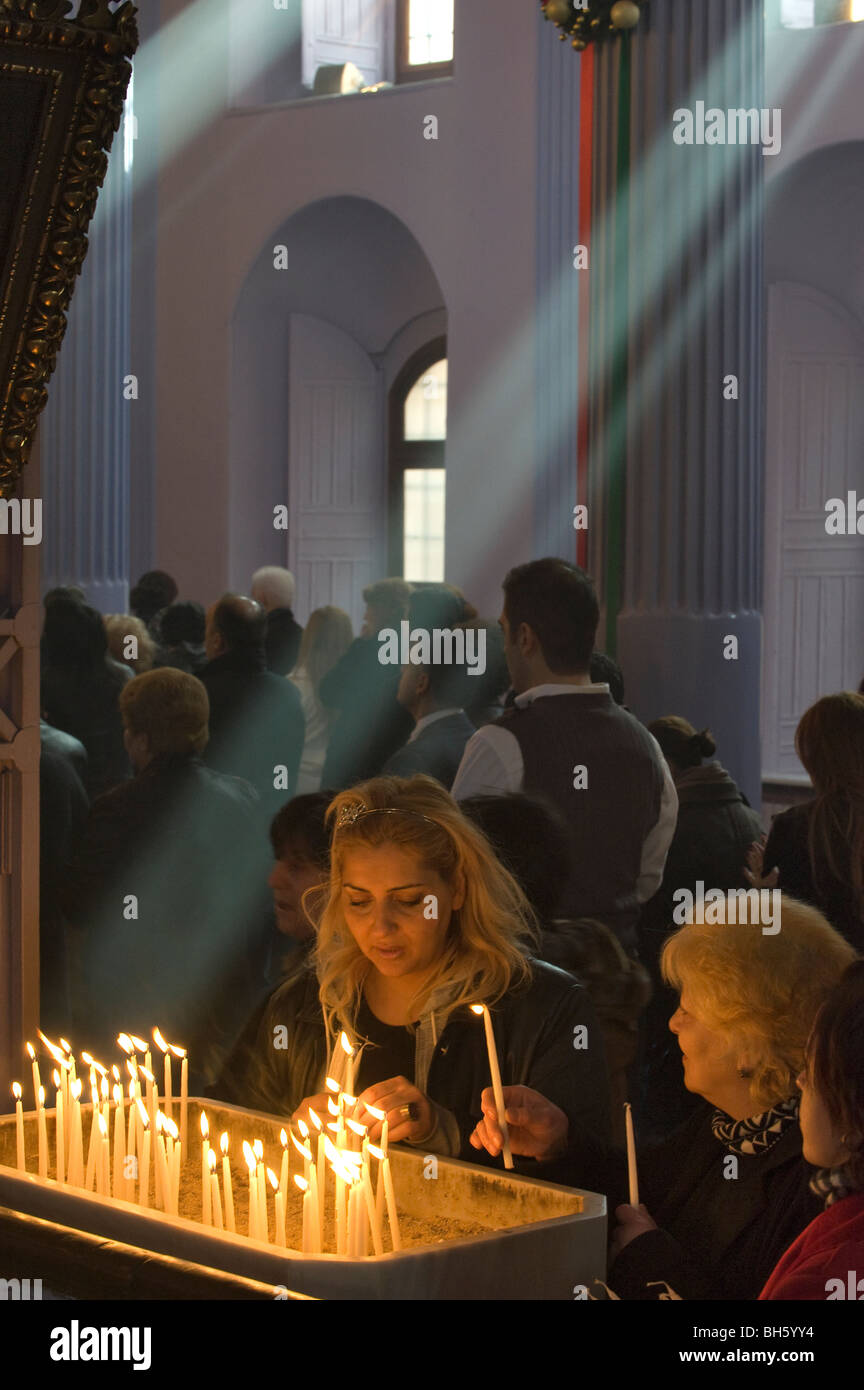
[624,1101,639,1206]
[243,1141,258,1240]
[253,1139,267,1241]
[84,1101,99,1192]
[154,1114,170,1212]
[164,1117,180,1214]
[220,1133,235,1234]
[200,1112,211,1225]
[471,1003,513,1169]
[295,1173,312,1253]
[26,1042,41,1112]
[153,1029,172,1121]
[172,1045,188,1151]
[53,1070,65,1184]
[59,1039,73,1148]
[369,1143,400,1250]
[325,1135,349,1254]
[138,1102,151,1209]
[97,1112,110,1196]
[339,1031,355,1100]
[361,1153,383,1256]
[279,1128,290,1208]
[310,1110,326,1246]
[36,1085,48,1179]
[112,1084,125,1199]
[270,1167,285,1246]
[126,1075,138,1166]
[68,1080,84,1188]
[209,1149,223,1229]
[12,1082,25,1171]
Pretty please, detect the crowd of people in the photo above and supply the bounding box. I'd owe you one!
[37,558,864,1301]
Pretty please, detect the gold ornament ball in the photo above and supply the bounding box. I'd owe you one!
[543,0,572,24]
[610,1,641,28]
[572,36,587,49]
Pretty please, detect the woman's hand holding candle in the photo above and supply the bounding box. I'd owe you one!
[355,1077,434,1145]
[610,1203,658,1258]
[469,1084,568,1161]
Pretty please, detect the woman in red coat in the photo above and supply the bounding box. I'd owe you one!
[760,961,864,1300]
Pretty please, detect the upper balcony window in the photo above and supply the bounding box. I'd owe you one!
[778,0,864,26]
[397,0,454,83]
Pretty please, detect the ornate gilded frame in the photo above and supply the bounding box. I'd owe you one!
[0,0,138,497]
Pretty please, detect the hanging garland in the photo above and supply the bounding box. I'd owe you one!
[540,0,643,51]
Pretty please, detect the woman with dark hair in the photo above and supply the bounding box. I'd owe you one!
[761,961,864,1299]
[129,569,178,633]
[154,600,207,674]
[41,598,131,797]
[757,693,864,952]
[638,716,763,1139]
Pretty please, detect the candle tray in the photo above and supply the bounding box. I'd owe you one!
[0,1099,607,1300]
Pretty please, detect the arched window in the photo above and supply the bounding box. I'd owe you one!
[389,339,447,580]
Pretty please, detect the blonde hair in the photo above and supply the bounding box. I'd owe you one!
[295,606,353,693]
[105,614,155,674]
[314,775,537,1040]
[662,897,859,1110]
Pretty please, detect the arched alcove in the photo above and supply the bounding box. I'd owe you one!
[229,196,446,628]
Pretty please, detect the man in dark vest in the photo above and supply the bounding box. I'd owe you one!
[452,558,677,951]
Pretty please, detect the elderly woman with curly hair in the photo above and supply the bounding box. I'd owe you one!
[213,774,611,1182]
[471,897,857,1299]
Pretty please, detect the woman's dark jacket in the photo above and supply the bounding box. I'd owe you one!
[764,801,864,952]
[607,1103,822,1300]
[212,957,613,1188]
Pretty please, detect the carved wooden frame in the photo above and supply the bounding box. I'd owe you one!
[0,0,138,497]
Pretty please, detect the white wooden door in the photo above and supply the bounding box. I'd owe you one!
[288,313,387,631]
[302,0,393,89]
[763,282,864,779]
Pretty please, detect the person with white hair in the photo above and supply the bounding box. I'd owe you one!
[250,566,304,676]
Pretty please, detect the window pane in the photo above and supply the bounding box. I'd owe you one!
[404,358,447,440]
[408,0,454,66]
[404,470,445,582]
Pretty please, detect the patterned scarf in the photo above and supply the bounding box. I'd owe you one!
[809,1165,857,1208]
[711,1095,799,1156]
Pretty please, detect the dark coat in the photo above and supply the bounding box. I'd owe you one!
[41,657,131,798]
[264,607,303,677]
[760,1191,864,1300]
[61,754,269,1084]
[381,711,475,790]
[764,801,864,952]
[200,648,305,817]
[607,1103,822,1300]
[319,637,413,788]
[212,958,613,1190]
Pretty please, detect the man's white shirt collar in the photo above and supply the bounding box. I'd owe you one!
[513,682,610,708]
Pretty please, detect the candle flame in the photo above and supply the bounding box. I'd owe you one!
[126,1059,138,1079]
[470,1004,485,1016]
[346,1118,367,1136]
[72,1080,82,1101]
[253,1139,263,1161]
[169,1043,186,1059]
[127,1080,136,1100]
[52,1069,60,1089]
[12,1081,21,1099]
[339,1031,354,1057]
[208,1148,217,1173]
[38,1033,65,1065]
[98,1113,108,1138]
[129,1035,147,1051]
[139,1066,154,1084]
[268,1167,279,1191]
[298,1119,309,1140]
[59,1037,72,1054]
[38,1085,45,1105]
[156,1112,164,1133]
[242,1140,256,1173]
[342,1094,357,1108]
[112,1064,120,1081]
[327,1098,339,1117]
[364,1103,385,1121]
[325,1077,340,1093]
[100,1078,109,1101]
[117,1034,133,1053]
[200,1112,209,1140]
[92,1060,108,1077]
[326,1122,339,1133]
[152,1027,168,1053]
[81,1052,94,1066]
[368,1144,385,1160]
[279,1127,288,1148]
[136,1097,149,1126]
[164,1117,179,1142]
[308,1108,322,1131]
[220,1132,229,1155]
[26,1041,35,1059]
[290,1131,313,1162]
[113,1084,123,1106]
[294,1174,308,1192]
